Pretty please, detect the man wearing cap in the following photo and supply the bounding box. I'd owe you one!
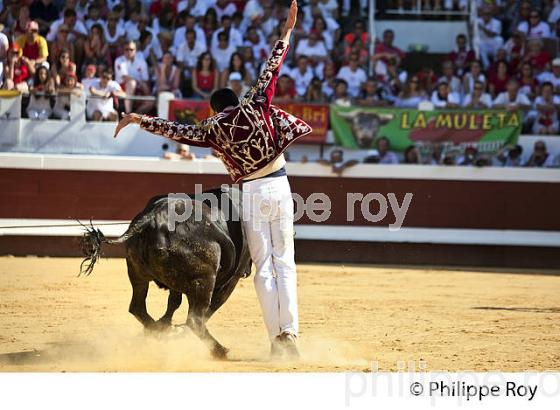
[228,71,249,97]
[537,58,560,93]
[114,1,308,359]
[15,21,49,72]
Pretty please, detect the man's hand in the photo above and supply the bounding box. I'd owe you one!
[281,0,297,42]
[114,112,142,138]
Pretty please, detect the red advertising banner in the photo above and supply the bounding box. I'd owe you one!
[168,99,328,144]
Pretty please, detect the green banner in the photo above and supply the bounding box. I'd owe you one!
[330,106,522,152]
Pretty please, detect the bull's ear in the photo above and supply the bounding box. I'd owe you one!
[377,113,394,124]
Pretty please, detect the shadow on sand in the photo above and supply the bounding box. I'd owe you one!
[472,306,560,314]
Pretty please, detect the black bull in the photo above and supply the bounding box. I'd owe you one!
[79,187,251,359]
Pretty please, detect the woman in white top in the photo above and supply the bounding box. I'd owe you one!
[395,75,428,108]
[462,80,493,108]
[27,65,55,120]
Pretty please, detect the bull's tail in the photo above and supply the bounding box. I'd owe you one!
[78,220,132,276]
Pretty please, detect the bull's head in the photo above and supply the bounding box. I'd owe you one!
[339,111,394,148]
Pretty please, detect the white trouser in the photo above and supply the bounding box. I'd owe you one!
[242,176,298,341]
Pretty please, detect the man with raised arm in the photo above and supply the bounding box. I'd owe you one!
[114,0,310,359]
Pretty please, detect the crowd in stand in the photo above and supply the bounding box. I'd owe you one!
[0,1,559,166]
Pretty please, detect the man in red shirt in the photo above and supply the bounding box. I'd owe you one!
[114,1,310,359]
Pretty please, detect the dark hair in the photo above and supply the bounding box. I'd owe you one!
[64,8,77,18]
[196,52,215,71]
[228,52,246,78]
[210,88,239,113]
[186,29,196,38]
[34,65,51,86]
[218,31,229,42]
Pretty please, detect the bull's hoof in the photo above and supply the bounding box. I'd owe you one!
[144,320,172,336]
[212,345,229,360]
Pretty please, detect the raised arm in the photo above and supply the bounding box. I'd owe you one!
[245,0,297,106]
[114,113,214,148]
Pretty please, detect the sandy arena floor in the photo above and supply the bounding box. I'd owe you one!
[0,256,558,372]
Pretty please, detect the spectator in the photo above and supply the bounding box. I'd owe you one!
[448,33,475,76]
[532,82,559,135]
[164,143,197,160]
[26,64,55,119]
[537,57,560,93]
[104,12,127,59]
[504,31,525,72]
[114,40,152,113]
[211,14,243,50]
[345,31,369,68]
[48,24,75,69]
[295,30,329,73]
[211,32,236,72]
[83,24,111,70]
[273,74,296,103]
[495,144,524,167]
[518,62,538,100]
[523,39,551,73]
[220,52,252,88]
[317,149,359,176]
[320,60,337,99]
[395,75,428,108]
[172,12,207,52]
[403,145,421,164]
[374,29,406,66]
[517,9,551,39]
[343,19,367,50]
[525,140,555,167]
[376,137,399,164]
[431,81,460,108]
[462,80,493,108]
[228,71,249,98]
[456,146,479,166]
[488,60,510,98]
[46,8,88,43]
[15,20,49,74]
[356,78,388,107]
[303,76,328,103]
[202,7,219,38]
[52,49,76,86]
[290,55,315,97]
[156,52,182,99]
[2,44,30,93]
[84,4,105,31]
[439,60,462,94]
[463,60,486,94]
[213,0,236,21]
[493,79,531,112]
[0,31,7,87]
[12,6,31,39]
[416,65,438,95]
[331,79,352,106]
[53,72,83,120]
[192,51,218,100]
[477,6,504,68]
[311,15,333,51]
[87,68,125,122]
[243,25,268,61]
[29,0,59,36]
[137,30,161,69]
[81,64,98,90]
[176,29,207,79]
[336,52,367,98]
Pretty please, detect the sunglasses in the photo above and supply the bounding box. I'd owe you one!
[125,48,135,51]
